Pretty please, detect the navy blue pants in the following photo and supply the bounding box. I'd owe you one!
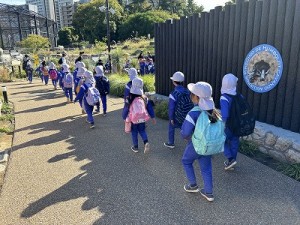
[224,128,240,160]
[44,75,49,85]
[27,71,33,82]
[168,121,181,145]
[182,142,213,193]
[96,95,107,113]
[131,122,148,148]
[84,99,94,125]
[64,88,73,101]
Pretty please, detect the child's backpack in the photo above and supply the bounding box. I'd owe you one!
[49,69,58,80]
[96,76,110,95]
[42,67,49,76]
[85,86,100,106]
[226,94,255,137]
[192,106,226,155]
[174,90,194,125]
[63,73,73,88]
[75,78,84,94]
[129,97,150,124]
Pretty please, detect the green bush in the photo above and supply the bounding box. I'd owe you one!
[239,140,259,157]
[154,101,168,120]
[109,73,128,97]
[109,73,155,97]
[277,163,300,181]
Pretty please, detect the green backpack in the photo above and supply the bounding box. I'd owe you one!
[191,106,226,156]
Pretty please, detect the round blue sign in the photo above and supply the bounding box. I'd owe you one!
[243,44,283,93]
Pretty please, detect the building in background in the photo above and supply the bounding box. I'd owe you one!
[25,0,56,21]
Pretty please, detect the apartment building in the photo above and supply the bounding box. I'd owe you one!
[25,0,56,21]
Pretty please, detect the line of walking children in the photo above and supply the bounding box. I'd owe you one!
[143,71,251,203]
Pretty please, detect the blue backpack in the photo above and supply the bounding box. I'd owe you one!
[174,90,194,125]
[191,106,226,156]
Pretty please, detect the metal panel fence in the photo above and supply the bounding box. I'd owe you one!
[154,0,300,133]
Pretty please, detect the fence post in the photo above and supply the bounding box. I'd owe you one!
[2,86,8,103]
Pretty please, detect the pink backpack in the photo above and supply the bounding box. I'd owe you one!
[49,69,58,80]
[129,97,150,124]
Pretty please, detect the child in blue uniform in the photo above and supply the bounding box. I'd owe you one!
[122,77,156,153]
[181,82,219,202]
[164,71,191,148]
[124,68,138,102]
[62,64,73,103]
[73,61,85,83]
[41,61,49,85]
[94,65,110,115]
[48,62,58,90]
[74,70,96,129]
[220,73,240,170]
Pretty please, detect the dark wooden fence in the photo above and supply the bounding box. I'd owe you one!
[154,0,300,133]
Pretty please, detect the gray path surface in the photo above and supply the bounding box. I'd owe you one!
[0,81,300,225]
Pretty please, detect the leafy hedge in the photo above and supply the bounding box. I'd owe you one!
[109,73,155,97]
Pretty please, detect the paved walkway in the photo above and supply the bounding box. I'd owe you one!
[0,80,300,225]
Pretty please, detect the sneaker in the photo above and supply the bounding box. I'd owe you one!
[184,184,199,193]
[224,159,237,170]
[144,143,150,154]
[164,142,175,149]
[103,112,107,117]
[94,110,100,114]
[90,124,95,129]
[200,189,214,202]
[131,146,139,153]
[86,119,91,124]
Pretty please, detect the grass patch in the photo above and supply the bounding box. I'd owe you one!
[109,73,155,97]
[276,163,300,181]
[0,114,14,122]
[154,101,168,120]
[0,127,12,134]
[1,102,13,114]
[239,140,300,182]
[239,140,259,157]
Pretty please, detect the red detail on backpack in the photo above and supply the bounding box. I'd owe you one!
[49,69,58,80]
[129,97,150,124]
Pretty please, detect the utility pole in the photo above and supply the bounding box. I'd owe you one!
[105,0,111,73]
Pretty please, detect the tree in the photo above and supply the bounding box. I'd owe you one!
[118,10,179,40]
[72,0,123,43]
[125,0,153,14]
[225,0,236,5]
[159,0,186,16]
[57,27,78,46]
[185,0,204,16]
[19,34,50,52]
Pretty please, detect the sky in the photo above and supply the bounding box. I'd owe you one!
[0,0,229,11]
[195,0,228,11]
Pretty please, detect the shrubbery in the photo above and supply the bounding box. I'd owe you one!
[109,73,155,97]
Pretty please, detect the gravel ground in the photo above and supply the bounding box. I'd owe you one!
[0,80,299,225]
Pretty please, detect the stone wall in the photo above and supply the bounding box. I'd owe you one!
[243,122,300,163]
[147,93,300,164]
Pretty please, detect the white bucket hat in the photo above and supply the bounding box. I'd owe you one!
[170,71,184,82]
[130,77,144,95]
[76,61,85,69]
[221,73,238,95]
[95,65,104,77]
[49,62,56,70]
[128,68,138,81]
[84,70,95,85]
[77,67,87,77]
[188,82,215,111]
[62,64,70,73]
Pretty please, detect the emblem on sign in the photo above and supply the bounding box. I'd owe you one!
[243,44,283,93]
